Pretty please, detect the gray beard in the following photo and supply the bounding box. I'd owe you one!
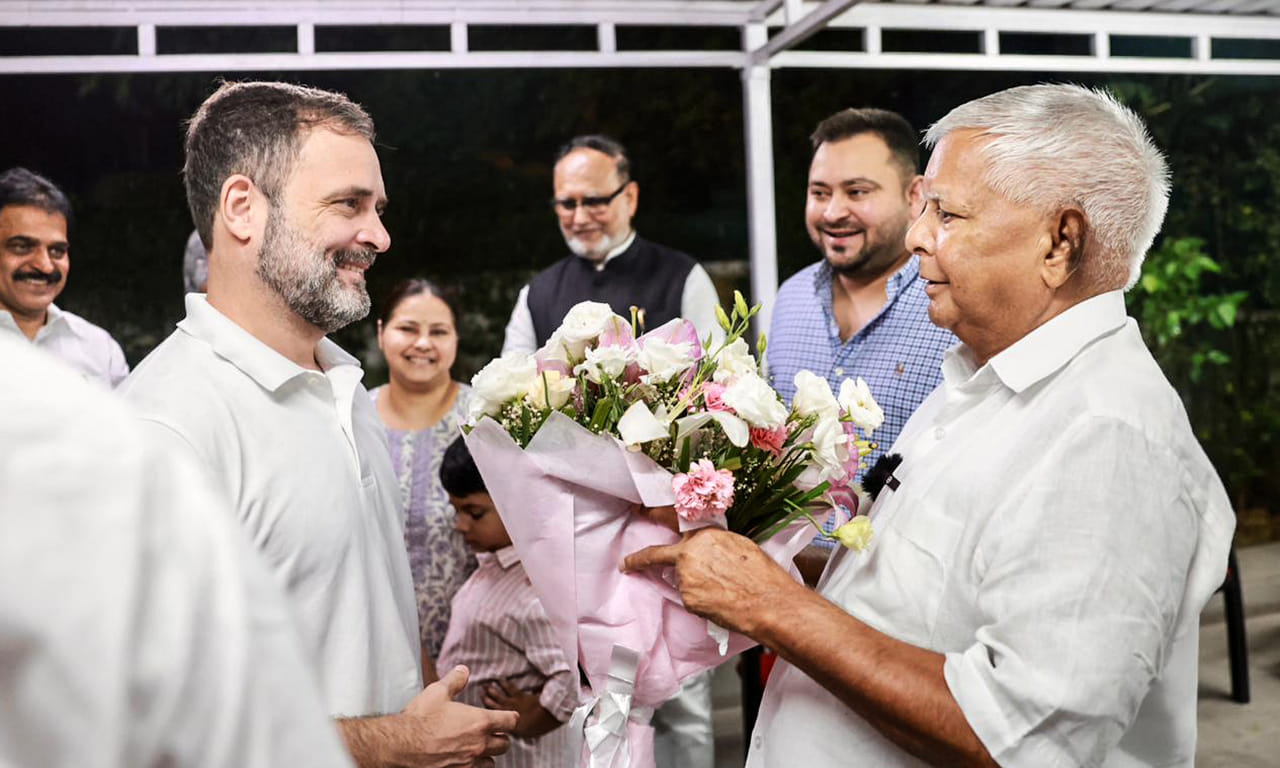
[256,208,372,333]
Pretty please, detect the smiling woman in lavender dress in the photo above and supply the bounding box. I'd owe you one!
[371,278,476,682]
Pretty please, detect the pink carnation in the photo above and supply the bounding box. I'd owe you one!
[749,424,788,457]
[700,382,731,413]
[672,459,735,523]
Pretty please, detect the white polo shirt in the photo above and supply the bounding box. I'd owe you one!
[119,294,421,717]
[0,333,353,768]
[1,302,128,386]
[747,291,1235,768]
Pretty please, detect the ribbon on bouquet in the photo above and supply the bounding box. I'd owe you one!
[567,645,655,768]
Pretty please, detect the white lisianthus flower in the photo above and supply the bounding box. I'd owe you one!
[838,377,885,433]
[711,337,757,383]
[721,373,787,429]
[536,331,574,368]
[792,370,840,421]
[573,343,635,384]
[556,301,619,358]
[636,338,697,384]
[809,416,851,484]
[469,352,538,421]
[525,370,576,410]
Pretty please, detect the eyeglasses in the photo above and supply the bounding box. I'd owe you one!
[551,180,630,215]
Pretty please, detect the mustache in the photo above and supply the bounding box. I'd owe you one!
[13,269,64,284]
[333,249,376,270]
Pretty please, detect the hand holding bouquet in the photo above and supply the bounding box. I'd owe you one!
[463,295,883,767]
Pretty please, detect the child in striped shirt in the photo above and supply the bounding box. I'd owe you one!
[436,436,580,768]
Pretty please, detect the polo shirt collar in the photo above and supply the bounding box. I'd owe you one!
[177,294,361,393]
[476,545,521,570]
[944,290,1128,394]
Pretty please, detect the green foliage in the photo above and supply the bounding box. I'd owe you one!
[1127,236,1247,382]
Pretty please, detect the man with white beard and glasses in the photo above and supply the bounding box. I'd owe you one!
[501,135,722,354]
[120,81,517,768]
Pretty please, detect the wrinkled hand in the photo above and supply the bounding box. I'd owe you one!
[483,679,552,739]
[622,527,800,639]
[398,665,519,767]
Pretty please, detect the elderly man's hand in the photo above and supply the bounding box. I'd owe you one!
[622,527,801,639]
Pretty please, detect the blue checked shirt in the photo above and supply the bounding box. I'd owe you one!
[766,256,955,543]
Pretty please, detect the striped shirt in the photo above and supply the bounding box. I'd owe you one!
[437,546,579,768]
[766,256,955,542]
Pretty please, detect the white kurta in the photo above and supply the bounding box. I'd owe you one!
[748,291,1235,768]
[1,302,128,386]
[0,334,352,768]
[119,294,421,717]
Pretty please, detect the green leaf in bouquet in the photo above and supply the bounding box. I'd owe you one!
[677,434,692,473]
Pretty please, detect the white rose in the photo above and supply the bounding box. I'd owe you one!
[525,369,576,410]
[636,338,697,384]
[572,343,635,384]
[721,373,787,429]
[712,337,758,383]
[837,377,885,433]
[469,353,538,420]
[792,370,840,421]
[555,301,620,357]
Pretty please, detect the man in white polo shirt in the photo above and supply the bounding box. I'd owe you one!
[0,167,128,386]
[120,81,515,768]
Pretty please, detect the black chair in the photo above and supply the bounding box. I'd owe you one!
[1220,547,1250,704]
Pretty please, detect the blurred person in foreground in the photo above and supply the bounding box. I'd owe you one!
[625,84,1235,768]
[0,332,352,768]
[119,80,516,767]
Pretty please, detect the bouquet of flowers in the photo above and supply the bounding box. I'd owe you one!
[463,295,882,767]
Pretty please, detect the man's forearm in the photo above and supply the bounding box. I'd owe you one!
[752,584,998,768]
[337,715,395,768]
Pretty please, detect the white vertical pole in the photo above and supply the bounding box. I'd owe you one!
[297,23,315,55]
[598,22,617,53]
[138,24,156,57]
[742,22,778,337]
[451,22,468,53]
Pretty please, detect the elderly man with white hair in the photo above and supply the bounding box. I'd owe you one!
[624,84,1235,768]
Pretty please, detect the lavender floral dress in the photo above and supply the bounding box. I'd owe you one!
[372,384,477,659]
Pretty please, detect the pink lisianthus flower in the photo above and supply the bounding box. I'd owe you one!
[672,459,735,523]
[749,424,788,457]
[700,382,731,413]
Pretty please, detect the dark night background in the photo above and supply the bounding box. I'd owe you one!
[1,34,1277,537]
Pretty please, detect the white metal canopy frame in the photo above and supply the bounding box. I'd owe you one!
[3,0,1278,328]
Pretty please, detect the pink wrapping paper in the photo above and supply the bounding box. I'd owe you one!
[464,411,822,709]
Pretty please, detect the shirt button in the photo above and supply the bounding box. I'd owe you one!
[934,426,946,440]
[833,367,844,376]
[753,734,763,749]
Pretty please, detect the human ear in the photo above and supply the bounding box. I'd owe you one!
[1043,208,1086,289]
[218,174,260,245]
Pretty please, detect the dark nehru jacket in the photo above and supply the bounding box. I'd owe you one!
[527,236,697,348]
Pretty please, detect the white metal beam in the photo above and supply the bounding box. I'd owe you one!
[0,50,750,75]
[772,48,1280,73]
[741,22,779,337]
[0,1,757,27]
[752,0,863,63]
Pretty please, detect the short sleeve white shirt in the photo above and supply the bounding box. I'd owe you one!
[747,291,1235,768]
[1,303,129,386]
[118,294,422,717]
[0,334,353,768]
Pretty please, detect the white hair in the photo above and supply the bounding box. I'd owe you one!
[924,84,1170,291]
